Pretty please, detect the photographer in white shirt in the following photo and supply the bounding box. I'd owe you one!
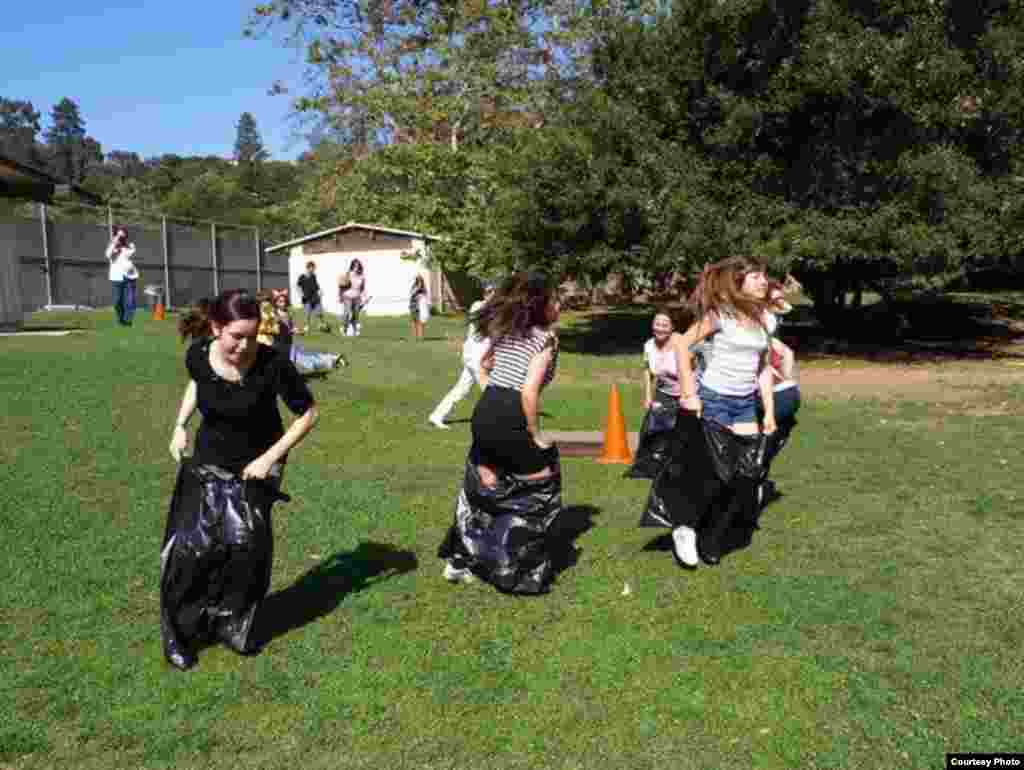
[106,226,138,326]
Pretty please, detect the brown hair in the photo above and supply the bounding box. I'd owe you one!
[688,256,768,325]
[305,260,316,270]
[179,289,261,341]
[652,306,677,328]
[471,272,556,342]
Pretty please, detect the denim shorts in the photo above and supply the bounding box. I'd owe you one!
[698,384,759,427]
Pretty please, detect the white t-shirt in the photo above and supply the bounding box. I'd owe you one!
[107,242,138,281]
[643,337,680,397]
[463,299,491,366]
[699,312,772,397]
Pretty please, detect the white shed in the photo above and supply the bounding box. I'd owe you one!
[265,222,448,317]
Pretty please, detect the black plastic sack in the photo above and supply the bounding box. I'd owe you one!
[640,412,720,530]
[438,450,563,594]
[640,413,765,542]
[160,462,288,667]
[625,399,679,480]
[702,419,767,485]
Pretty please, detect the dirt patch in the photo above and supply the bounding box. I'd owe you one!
[799,360,1024,403]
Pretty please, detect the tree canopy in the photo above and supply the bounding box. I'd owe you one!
[249,0,1024,318]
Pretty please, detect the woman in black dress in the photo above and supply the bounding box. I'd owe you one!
[438,272,563,593]
[161,289,319,670]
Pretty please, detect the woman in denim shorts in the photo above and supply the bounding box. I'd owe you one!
[653,257,777,568]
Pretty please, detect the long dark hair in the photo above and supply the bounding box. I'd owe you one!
[688,256,768,325]
[350,258,364,274]
[471,272,555,342]
[179,289,261,341]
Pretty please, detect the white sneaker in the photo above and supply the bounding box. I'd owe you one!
[429,415,451,430]
[671,526,699,567]
[443,562,476,583]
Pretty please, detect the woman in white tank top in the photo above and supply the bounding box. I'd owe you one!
[676,258,776,436]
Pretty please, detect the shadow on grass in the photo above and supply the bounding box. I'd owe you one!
[548,504,601,576]
[783,294,1024,363]
[558,294,1024,362]
[559,306,671,357]
[252,541,418,647]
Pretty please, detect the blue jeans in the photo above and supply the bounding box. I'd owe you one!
[112,280,136,324]
[303,301,325,330]
[698,383,759,427]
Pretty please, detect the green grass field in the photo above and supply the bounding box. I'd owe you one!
[2,308,1022,769]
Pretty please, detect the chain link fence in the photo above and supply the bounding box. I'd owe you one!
[0,200,288,313]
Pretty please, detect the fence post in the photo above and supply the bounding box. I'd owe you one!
[107,205,113,238]
[40,203,54,308]
[211,223,218,295]
[162,217,171,310]
[255,227,262,292]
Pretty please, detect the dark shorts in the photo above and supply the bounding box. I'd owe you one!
[471,386,557,475]
[772,385,801,424]
[698,383,759,427]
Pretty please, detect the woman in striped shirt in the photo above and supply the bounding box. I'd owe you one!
[438,272,563,593]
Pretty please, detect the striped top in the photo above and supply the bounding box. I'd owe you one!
[487,327,558,392]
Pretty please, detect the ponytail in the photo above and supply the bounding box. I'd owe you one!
[179,298,213,341]
[178,289,260,342]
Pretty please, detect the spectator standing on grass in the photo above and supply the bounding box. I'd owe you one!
[106,226,138,326]
[437,273,563,593]
[161,289,318,670]
[339,259,368,337]
[297,261,327,334]
[428,281,496,429]
[409,274,430,341]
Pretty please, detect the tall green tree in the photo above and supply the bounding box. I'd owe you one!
[234,112,269,163]
[43,97,97,183]
[0,98,43,167]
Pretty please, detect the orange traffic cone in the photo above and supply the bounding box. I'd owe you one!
[597,384,633,464]
[153,302,165,321]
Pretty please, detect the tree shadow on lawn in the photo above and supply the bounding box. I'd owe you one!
[559,306,676,356]
[780,295,1024,363]
[559,297,1024,362]
[251,541,418,647]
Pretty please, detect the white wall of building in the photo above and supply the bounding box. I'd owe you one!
[284,230,438,317]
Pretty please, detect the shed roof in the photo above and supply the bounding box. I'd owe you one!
[0,153,104,203]
[265,222,443,254]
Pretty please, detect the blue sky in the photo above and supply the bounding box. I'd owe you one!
[3,1,311,161]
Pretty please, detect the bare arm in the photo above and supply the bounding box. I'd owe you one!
[758,353,776,434]
[675,317,716,409]
[169,380,198,461]
[771,338,795,382]
[644,368,654,408]
[521,346,554,444]
[244,405,319,478]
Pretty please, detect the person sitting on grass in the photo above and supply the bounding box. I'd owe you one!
[257,289,346,373]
